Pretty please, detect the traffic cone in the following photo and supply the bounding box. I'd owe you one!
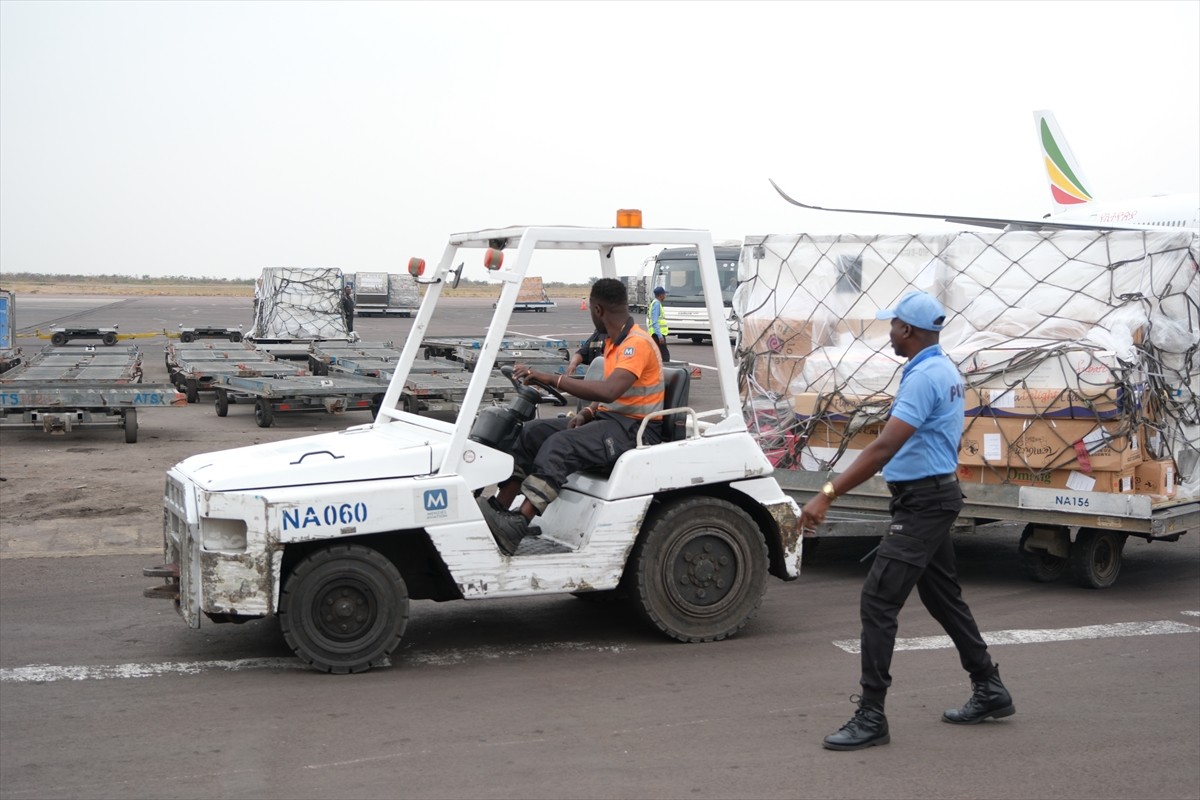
[580,298,588,310]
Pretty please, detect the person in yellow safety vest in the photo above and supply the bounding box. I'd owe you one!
[648,286,670,362]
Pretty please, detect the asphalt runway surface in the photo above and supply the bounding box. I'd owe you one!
[1,295,1198,799]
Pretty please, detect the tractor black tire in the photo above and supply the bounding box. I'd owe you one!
[629,496,768,642]
[278,544,409,674]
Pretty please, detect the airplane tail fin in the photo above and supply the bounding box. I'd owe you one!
[1034,110,1094,212]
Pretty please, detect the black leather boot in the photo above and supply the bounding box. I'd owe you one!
[822,696,890,750]
[942,664,1015,724]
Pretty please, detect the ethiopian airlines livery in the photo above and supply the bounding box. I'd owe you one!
[1033,110,1197,230]
[771,110,1199,232]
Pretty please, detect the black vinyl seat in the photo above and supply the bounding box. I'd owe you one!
[658,365,691,442]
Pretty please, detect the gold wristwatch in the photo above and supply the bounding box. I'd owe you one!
[820,481,838,500]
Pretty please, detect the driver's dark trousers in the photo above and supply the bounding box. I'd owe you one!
[510,411,658,514]
[859,477,995,701]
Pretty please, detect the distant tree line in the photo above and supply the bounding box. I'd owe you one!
[2,272,255,285]
[447,277,589,289]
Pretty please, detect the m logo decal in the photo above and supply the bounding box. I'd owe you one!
[424,489,449,511]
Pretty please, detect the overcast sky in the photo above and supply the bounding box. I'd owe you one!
[1,0,1197,283]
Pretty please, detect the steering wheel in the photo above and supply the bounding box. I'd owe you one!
[500,365,567,406]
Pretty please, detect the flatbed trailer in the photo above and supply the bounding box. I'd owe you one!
[775,469,1199,589]
[0,345,184,442]
[421,335,571,376]
[211,372,390,427]
[175,326,244,343]
[307,340,399,376]
[248,340,328,362]
[41,326,121,346]
[310,341,511,415]
[165,341,310,402]
[511,300,556,312]
[420,335,567,359]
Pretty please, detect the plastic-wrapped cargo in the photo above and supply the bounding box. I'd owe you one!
[736,230,1200,499]
[250,267,349,341]
[388,273,419,311]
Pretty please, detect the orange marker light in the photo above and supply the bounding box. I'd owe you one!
[484,248,504,270]
[407,257,426,277]
[616,209,642,228]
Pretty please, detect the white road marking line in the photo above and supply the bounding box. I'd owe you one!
[832,620,1200,654]
[0,658,310,682]
[0,642,628,683]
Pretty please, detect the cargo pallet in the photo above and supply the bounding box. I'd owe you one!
[211,372,391,428]
[0,345,184,443]
[310,341,511,415]
[165,341,310,403]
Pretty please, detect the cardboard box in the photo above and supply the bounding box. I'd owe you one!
[739,318,823,396]
[959,417,1142,472]
[967,464,1136,493]
[793,392,893,421]
[1134,458,1177,497]
[802,417,886,451]
[964,386,1123,420]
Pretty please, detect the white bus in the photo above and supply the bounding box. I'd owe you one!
[650,243,741,342]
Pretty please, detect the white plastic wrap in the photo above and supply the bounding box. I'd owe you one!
[736,230,1200,491]
[250,267,349,341]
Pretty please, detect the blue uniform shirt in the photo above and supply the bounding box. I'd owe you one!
[882,344,965,482]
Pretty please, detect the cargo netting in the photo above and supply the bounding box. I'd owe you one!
[735,230,1200,500]
[250,267,349,341]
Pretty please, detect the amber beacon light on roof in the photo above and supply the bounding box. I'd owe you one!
[616,209,643,228]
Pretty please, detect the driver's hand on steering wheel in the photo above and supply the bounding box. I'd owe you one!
[513,365,538,385]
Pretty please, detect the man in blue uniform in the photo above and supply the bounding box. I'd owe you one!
[801,291,1014,751]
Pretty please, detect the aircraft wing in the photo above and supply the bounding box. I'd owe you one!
[768,179,1148,232]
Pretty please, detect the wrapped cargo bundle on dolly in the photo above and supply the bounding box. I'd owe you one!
[736,229,1199,588]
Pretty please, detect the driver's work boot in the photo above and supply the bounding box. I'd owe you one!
[478,497,528,556]
[822,696,889,751]
[942,664,1015,724]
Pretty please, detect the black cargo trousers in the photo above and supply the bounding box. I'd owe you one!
[510,411,660,514]
[859,477,994,701]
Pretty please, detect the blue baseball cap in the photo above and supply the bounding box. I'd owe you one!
[653,286,666,296]
[875,290,947,331]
